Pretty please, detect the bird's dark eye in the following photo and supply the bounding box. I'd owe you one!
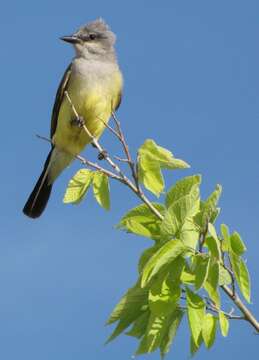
[89,33,96,40]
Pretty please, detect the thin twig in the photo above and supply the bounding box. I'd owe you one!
[36,134,122,181]
[228,254,236,299]
[114,156,131,163]
[97,115,121,140]
[111,111,139,189]
[206,304,244,320]
[223,257,236,300]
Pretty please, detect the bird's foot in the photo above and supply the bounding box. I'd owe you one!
[71,116,85,128]
[98,150,108,160]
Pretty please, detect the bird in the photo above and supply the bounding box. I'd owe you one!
[23,18,123,219]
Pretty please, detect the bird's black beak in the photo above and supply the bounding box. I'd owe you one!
[60,35,81,44]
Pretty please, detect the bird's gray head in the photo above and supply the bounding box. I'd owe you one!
[60,18,116,60]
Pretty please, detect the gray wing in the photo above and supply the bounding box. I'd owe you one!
[50,63,72,139]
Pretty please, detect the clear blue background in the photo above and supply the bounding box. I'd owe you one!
[1,0,259,359]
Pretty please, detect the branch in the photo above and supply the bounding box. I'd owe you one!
[206,304,244,320]
[221,285,259,332]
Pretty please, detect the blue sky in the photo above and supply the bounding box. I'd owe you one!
[1,0,259,359]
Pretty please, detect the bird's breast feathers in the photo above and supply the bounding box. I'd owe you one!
[53,60,123,155]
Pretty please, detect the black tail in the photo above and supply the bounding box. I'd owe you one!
[23,150,53,219]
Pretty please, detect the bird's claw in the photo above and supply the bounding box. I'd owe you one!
[71,116,85,128]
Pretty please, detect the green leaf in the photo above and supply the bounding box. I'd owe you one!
[117,203,165,241]
[208,223,219,242]
[220,224,230,252]
[205,233,221,261]
[138,155,164,196]
[138,139,189,196]
[202,313,217,349]
[92,171,110,210]
[165,175,201,208]
[160,309,184,358]
[180,220,200,250]
[138,246,159,274]
[163,183,201,249]
[138,139,190,170]
[194,184,222,232]
[63,169,93,204]
[126,311,150,339]
[141,240,186,287]
[194,254,210,290]
[181,269,195,285]
[230,232,246,256]
[149,276,181,316]
[219,311,229,337]
[190,333,203,356]
[107,312,144,344]
[230,253,251,303]
[106,284,148,343]
[186,287,206,346]
[238,258,251,303]
[135,313,167,354]
[204,261,220,307]
[106,284,148,325]
[168,256,186,283]
[219,265,232,286]
[161,191,200,238]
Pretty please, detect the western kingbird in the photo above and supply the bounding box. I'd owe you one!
[23,19,123,218]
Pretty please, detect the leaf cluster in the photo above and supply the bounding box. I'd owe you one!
[64,139,252,358]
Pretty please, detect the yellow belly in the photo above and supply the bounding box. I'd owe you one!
[52,70,122,156]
